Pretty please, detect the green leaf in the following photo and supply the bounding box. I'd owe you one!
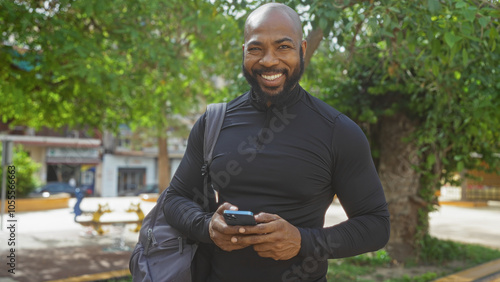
[408,42,416,53]
[461,22,473,37]
[432,62,439,77]
[489,27,498,39]
[388,7,401,13]
[455,1,467,8]
[345,21,355,31]
[427,0,441,13]
[450,43,460,64]
[444,32,461,48]
[462,48,468,67]
[462,7,477,22]
[319,17,328,30]
[479,16,490,28]
[427,154,436,167]
[377,41,387,50]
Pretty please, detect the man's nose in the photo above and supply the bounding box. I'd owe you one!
[259,50,279,67]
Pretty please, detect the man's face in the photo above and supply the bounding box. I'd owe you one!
[242,10,306,105]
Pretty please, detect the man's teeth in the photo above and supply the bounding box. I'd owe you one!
[261,73,283,81]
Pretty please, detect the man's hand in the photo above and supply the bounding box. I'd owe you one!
[232,213,301,261]
[209,202,253,252]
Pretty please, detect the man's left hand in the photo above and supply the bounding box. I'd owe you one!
[231,213,301,261]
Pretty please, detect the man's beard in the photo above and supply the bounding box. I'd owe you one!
[242,46,305,107]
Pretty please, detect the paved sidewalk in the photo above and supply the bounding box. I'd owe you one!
[428,202,500,250]
[0,197,155,282]
[0,197,499,281]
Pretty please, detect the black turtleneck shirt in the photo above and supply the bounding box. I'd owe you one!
[163,86,390,282]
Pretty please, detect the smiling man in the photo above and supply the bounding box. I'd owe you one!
[163,3,390,281]
[242,4,306,107]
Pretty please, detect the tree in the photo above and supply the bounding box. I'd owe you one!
[0,0,240,192]
[220,0,500,261]
[303,0,499,260]
[0,144,41,197]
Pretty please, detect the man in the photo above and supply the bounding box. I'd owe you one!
[163,3,390,281]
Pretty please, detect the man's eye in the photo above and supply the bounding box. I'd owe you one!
[279,45,291,49]
[248,47,261,51]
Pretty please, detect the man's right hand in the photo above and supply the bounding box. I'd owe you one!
[209,202,253,252]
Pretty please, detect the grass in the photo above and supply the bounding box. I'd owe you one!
[419,235,500,265]
[325,235,500,281]
[107,236,500,282]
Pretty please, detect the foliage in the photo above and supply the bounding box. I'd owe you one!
[0,0,242,190]
[301,0,500,179]
[344,250,392,266]
[284,0,499,254]
[326,236,500,281]
[388,272,438,282]
[0,144,41,197]
[420,234,500,264]
[217,0,500,259]
[326,251,391,281]
[111,277,133,282]
[0,0,240,134]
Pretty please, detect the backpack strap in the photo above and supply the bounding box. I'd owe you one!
[201,103,227,211]
[144,103,226,254]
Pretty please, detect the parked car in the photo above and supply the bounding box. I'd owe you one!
[117,183,141,196]
[118,183,159,196]
[134,184,159,195]
[28,182,79,198]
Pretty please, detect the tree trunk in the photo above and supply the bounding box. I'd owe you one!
[304,28,324,69]
[377,114,421,262]
[56,164,63,182]
[158,136,170,194]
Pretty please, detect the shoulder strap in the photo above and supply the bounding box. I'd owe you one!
[201,102,227,211]
[141,103,226,255]
[203,103,227,164]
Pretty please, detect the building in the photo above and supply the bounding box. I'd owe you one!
[0,123,186,197]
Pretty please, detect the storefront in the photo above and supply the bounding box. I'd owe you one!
[101,152,156,197]
[4,135,101,193]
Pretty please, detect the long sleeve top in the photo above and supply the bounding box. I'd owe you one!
[163,85,390,281]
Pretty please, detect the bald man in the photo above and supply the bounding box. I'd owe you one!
[163,3,390,281]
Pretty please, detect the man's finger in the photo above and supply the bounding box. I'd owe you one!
[216,202,238,214]
[232,232,274,245]
[254,212,280,224]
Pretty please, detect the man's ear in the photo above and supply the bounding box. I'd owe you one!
[242,44,245,52]
[301,40,307,57]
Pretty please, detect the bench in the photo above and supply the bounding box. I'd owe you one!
[73,190,144,235]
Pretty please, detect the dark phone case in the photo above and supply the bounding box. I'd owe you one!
[223,212,257,226]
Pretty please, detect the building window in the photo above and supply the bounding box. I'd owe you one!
[117,168,145,196]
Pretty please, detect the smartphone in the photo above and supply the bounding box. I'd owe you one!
[223,210,257,226]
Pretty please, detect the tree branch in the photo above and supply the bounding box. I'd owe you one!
[304,28,324,70]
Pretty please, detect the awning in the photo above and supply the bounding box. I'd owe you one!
[46,157,101,165]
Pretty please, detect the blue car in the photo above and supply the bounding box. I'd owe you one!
[134,184,159,195]
[28,182,79,198]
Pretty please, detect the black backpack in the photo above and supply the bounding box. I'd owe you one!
[129,103,226,282]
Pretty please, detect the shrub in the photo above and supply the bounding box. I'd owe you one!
[0,144,41,197]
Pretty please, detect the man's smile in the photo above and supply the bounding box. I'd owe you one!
[261,73,283,81]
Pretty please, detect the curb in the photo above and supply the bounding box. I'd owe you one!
[439,201,489,208]
[47,269,130,282]
[41,259,500,282]
[2,194,70,212]
[435,258,500,282]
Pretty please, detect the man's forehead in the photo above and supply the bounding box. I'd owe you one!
[244,5,303,42]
